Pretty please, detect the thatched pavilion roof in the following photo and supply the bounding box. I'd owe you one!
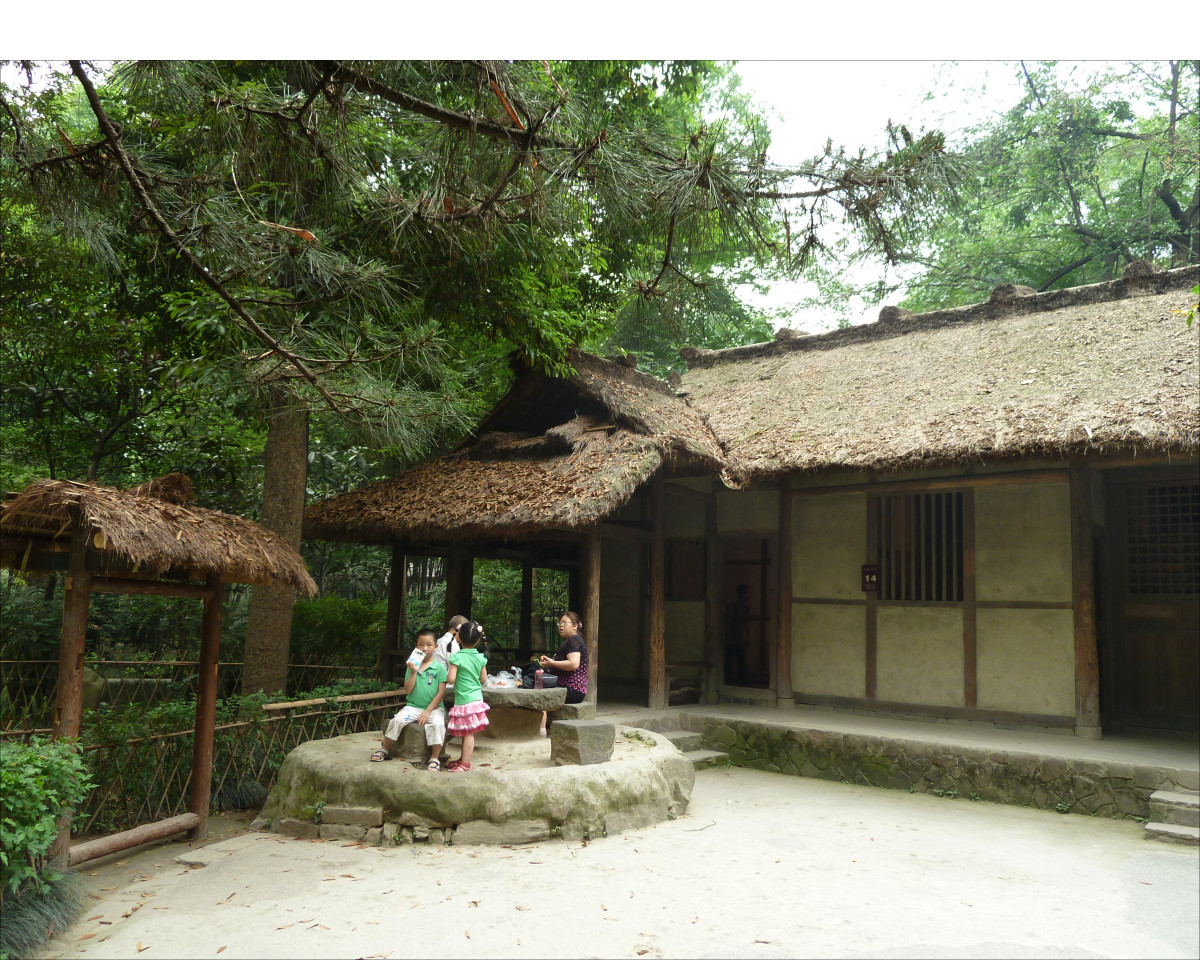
[679,264,1200,483]
[304,349,726,543]
[1,475,317,595]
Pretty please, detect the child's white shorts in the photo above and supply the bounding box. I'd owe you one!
[386,704,445,745]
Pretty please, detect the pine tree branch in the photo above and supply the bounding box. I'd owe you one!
[314,61,556,151]
[68,60,349,418]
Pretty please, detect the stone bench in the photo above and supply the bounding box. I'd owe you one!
[475,686,566,740]
[550,719,615,766]
[546,700,596,728]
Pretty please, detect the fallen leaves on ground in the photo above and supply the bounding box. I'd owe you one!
[77,933,96,941]
[217,947,227,954]
[136,942,149,953]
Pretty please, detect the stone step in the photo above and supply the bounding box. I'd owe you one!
[1144,822,1200,846]
[684,748,729,770]
[661,729,704,752]
[1148,789,1200,828]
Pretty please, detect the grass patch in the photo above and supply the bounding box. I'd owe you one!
[0,871,85,959]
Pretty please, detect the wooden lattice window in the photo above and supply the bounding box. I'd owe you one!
[1126,483,1200,597]
[665,540,706,601]
[877,491,964,602]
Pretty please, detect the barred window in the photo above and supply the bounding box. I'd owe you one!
[877,491,964,602]
[1126,483,1200,596]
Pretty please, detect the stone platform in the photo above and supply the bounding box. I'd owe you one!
[257,725,694,846]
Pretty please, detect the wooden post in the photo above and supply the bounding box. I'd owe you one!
[444,547,464,625]
[381,545,406,681]
[865,494,879,700]
[648,474,667,710]
[963,488,978,708]
[582,527,601,705]
[459,550,475,620]
[776,480,794,707]
[520,560,533,654]
[1070,464,1102,738]
[188,572,223,841]
[50,517,91,864]
[703,496,720,704]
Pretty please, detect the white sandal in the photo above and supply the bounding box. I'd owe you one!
[427,758,441,771]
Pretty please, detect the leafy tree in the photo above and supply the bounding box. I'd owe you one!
[902,60,1199,310]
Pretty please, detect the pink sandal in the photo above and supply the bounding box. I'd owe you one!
[445,760,471,772]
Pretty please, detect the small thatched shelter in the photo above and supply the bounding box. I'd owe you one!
[0,474,316,863]
[1,476,316,592]
[304,264,1199,736]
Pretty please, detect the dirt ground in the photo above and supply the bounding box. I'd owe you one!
[36,766,1200,960]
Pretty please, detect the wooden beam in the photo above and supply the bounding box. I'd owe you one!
[600,522,655,543]
[963,489,978,709]
[188,573,222,841]
[69,813,201,866]
[648,474,667,709]
[703,498,720,703]
[792,469,1070,498]
[776,477,793,704]
[50,517,90,865]
[520,560,533,649]
[664,482,714,502]
[582,527,601,705]
[381,545,406,681]
[92,577,212,599]
[1070,464,1102,738]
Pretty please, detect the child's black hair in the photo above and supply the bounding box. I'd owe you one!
[415,627,437,641]
[458,621,485,648]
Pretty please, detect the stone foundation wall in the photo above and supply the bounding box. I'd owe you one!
[652,714,1196,819]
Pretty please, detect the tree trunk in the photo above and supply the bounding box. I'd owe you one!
[241,391,309,695]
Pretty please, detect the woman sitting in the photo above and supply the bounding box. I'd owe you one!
[538,611,588,735]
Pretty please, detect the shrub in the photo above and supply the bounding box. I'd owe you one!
[288,595,387,668]
[0,737,93,908]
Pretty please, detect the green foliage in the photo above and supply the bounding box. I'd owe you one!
[287,596,387,669]
[901,61,1198,311]
[0,737,93,901]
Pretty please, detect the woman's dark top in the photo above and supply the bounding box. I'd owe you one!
[552,632,588,696]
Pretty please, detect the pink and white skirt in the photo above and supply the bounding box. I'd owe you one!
[447,700,490,735]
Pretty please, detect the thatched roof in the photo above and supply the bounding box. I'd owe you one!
[306,418,665,543]
[305,350,725,543]
[679,264,1200,483]
[1,476,317,595]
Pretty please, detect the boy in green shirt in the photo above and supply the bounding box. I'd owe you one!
[372,628,448,770]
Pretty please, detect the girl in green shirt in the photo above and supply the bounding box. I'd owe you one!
[445,620,489,772]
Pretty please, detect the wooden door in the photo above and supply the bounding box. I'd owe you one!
[720,538,774,689]
[1103,476,1200,731]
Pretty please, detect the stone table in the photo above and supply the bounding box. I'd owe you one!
[460,686,567,740]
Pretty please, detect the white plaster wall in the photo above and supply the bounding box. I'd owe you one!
[716,489,779,534]
[976,481,1072,602]
[792,603,866,698]
[792,492,867,599]
[977,608,1075,715]
[876,607,964,707]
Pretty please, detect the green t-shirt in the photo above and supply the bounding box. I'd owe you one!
[449,648,487,704]
[405,660,447,710]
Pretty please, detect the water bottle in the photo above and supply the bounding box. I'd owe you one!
[534,669,544,690]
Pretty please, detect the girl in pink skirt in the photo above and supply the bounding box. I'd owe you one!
[444,620,489,772]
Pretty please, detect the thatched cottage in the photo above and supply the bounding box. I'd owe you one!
[305,264,1199,737]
